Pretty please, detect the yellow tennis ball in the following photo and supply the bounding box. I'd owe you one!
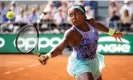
[6,11,15,20]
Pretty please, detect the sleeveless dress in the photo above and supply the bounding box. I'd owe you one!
[67,22,105,80]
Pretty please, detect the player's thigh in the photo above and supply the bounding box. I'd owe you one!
[97,75,102,80]
[76,72,94,80]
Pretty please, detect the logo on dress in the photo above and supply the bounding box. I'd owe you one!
[84,33,88,38]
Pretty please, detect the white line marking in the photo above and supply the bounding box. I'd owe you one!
[12,69,19,73]
[2,63,40,75]
[18,67,25,70]
[27,63,40,68]
[3,72,11,75]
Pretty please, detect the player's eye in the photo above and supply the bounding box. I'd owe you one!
[69,14,73,18]
[70,14,72,17]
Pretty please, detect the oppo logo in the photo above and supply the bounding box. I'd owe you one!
[0,38,5,48]
[14,37,62,50]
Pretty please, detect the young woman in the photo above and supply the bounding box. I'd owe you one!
[38,5,123,80]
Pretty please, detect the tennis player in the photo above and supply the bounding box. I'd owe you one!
[38,5,123,80]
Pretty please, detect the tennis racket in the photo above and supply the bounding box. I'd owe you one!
[15,11,45,56]
[15,24,40,56]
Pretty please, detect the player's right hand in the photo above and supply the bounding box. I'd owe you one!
[38,55,49,65]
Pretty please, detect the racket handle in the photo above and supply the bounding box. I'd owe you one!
[37,53,41,57]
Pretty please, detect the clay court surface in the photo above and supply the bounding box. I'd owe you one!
[0,54,133,80]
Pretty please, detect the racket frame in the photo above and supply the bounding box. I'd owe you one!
[15,24,39,54]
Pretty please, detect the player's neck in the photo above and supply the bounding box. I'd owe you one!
[76,22,90,32]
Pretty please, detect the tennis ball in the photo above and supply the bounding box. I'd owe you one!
[6,11,15,20]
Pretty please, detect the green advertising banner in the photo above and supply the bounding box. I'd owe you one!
[0,34,133,54]
[0,34,63,53]
[98,34,133,54]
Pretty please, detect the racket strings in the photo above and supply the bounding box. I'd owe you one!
[16,25,38,53]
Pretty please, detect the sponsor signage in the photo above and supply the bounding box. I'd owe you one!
[0,34,133,54]
[0,34,63,53]
[98,36,131,53]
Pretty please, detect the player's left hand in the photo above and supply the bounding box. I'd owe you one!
[112,32,124,41]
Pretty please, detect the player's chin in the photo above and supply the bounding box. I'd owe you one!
[72,22,81,26]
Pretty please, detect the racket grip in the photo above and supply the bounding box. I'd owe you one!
[37,53,41,57]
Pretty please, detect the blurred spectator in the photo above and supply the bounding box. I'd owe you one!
[0,2,7,23]
[60,2,68,15]
[67,1,74,8]
[54,7,67,29]
[43,5,57,29]
[108,11,120,30]
[120,0,133,17]
[42,12,57,31]
[84,0,91,6]
[121,10,132,24]
[53,1,61,8]
[84,0,98,18]
[0,2,7,17]
[74,0,85,6]
[85,6,95,19]
[0,12,3,23]
[28,8,39,23]
[44,2,57,17]
[121,9,132,31]
[15,8,27,23]
[108,1,120,17]
[10,2,19,16]
[43,12,53,21]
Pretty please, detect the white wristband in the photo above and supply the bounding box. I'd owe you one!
[107,28,115,36]
[46,53,52,59]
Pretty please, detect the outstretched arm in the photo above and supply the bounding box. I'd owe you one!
[38,30,72,64]
[47,30,71,58]
[86,18,124,41]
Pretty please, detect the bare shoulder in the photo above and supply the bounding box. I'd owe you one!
[86,18,96,23]
[64,27,77,39]
[86,18,98,28]
[64,27,82,46]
